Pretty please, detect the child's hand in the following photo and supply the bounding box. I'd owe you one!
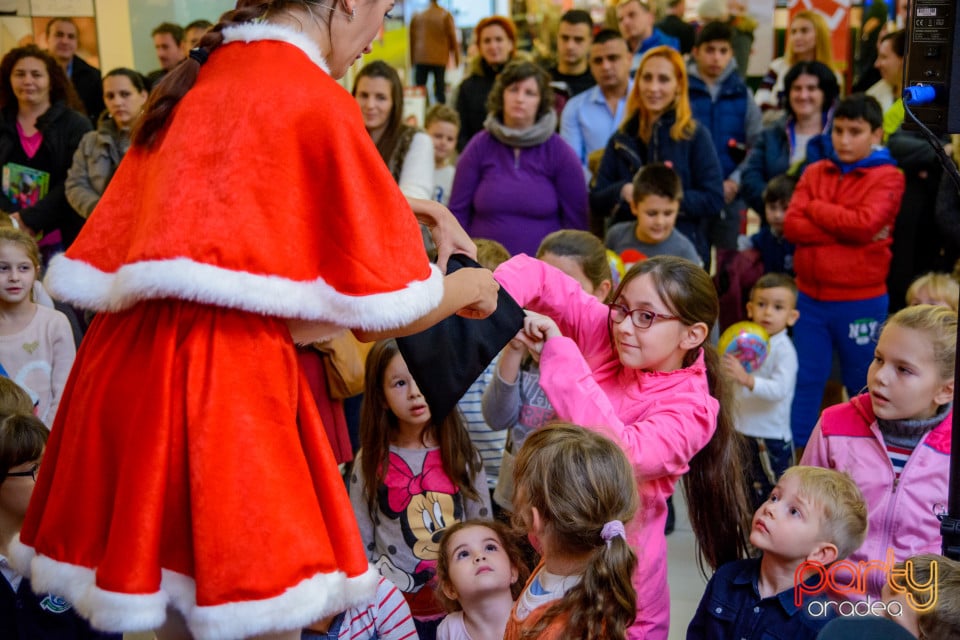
[520,310,561,346]
[507,331,530,354]
[722,353,754,389]
[375,555,414,592]
[723,179,739,204]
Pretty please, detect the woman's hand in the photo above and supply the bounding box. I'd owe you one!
[353,266,498,342]
[408,197,477,272]
[449,266,500,319]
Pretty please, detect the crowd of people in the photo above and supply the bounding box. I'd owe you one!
[0,1,959,639]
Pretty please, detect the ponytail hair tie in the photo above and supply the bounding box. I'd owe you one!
[189,47,209,65]
[601,520,626,546]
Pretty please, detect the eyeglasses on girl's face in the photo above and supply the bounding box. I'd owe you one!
[6,462,39,482]
[607,302,678,329]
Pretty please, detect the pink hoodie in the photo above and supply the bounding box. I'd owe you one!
[495,254,719,640]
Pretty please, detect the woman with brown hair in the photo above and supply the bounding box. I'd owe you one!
[754,10,843,117]
[0,45,90,251]
[353,60,433,200]
[454,15,517,151]
[449,59,588,257]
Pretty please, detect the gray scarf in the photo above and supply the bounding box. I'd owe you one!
[877,402,950,451]
[483,110,557,148]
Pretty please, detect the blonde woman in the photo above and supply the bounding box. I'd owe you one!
[755,10,843,117]
[590,46,724,267]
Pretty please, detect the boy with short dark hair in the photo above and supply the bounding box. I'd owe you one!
[746,174,797,275]
[723,272,800,507]
[784,93,905,449]
[688,466,869,640]
[687,20,762,257]
[604,163,702,267]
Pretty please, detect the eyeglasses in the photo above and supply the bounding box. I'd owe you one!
[607,303,678,329]
[7,463,39,481]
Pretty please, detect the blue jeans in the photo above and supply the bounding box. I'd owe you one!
[789,292,887,446]
[745,437,794,509]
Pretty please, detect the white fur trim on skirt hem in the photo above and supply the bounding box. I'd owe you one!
[10,535,381,640]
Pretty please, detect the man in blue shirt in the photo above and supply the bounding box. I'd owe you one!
[560,30,632,181]
[615,0,680,77]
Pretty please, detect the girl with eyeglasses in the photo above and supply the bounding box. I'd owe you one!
[494,253,752,640]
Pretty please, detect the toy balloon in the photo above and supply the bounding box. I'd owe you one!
[606,249,625,288]
[718,321,770,373]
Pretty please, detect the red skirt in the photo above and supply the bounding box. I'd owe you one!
[12,300,376,639]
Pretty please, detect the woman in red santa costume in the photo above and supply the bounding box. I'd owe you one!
[8,1,500,639]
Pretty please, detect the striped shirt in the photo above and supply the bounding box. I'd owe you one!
[884,442,913,481]
[457,357,507,489]
[303,576,417,640]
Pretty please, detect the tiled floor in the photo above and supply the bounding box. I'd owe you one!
[666,489,710,640]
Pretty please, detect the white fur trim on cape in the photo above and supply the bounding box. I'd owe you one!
[44,255,444,332]
[10,535,380,640]
[221,21,330,73]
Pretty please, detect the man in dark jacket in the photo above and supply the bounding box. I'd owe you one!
[45,18,103,124]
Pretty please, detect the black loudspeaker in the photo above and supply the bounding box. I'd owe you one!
[902,0,960,134]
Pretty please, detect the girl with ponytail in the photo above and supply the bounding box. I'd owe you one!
[506,422,639,640]
[10,1,499,639]
[495,253,752,639]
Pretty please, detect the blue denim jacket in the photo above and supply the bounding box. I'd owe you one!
[687,557,832,640]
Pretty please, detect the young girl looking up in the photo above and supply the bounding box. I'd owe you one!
[801,304,956,597]
[505,422,639,640]
[0,228,74,426]
[483,229,612,510]
[495,253,751,640]
[348,339,491,640]
[435,519,528,640]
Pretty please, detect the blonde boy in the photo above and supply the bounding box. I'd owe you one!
[604,162,701,267]
[724,272,800,507]
[688,466,868,640]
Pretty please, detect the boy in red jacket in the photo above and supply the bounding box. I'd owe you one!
[784,93,904,450]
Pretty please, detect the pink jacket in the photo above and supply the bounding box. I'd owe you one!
[800,394,951,597]
[495,255,719,640]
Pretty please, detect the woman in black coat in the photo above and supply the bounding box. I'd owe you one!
[0,45,91,251]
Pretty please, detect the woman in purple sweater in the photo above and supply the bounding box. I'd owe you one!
[449,60,588,257]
